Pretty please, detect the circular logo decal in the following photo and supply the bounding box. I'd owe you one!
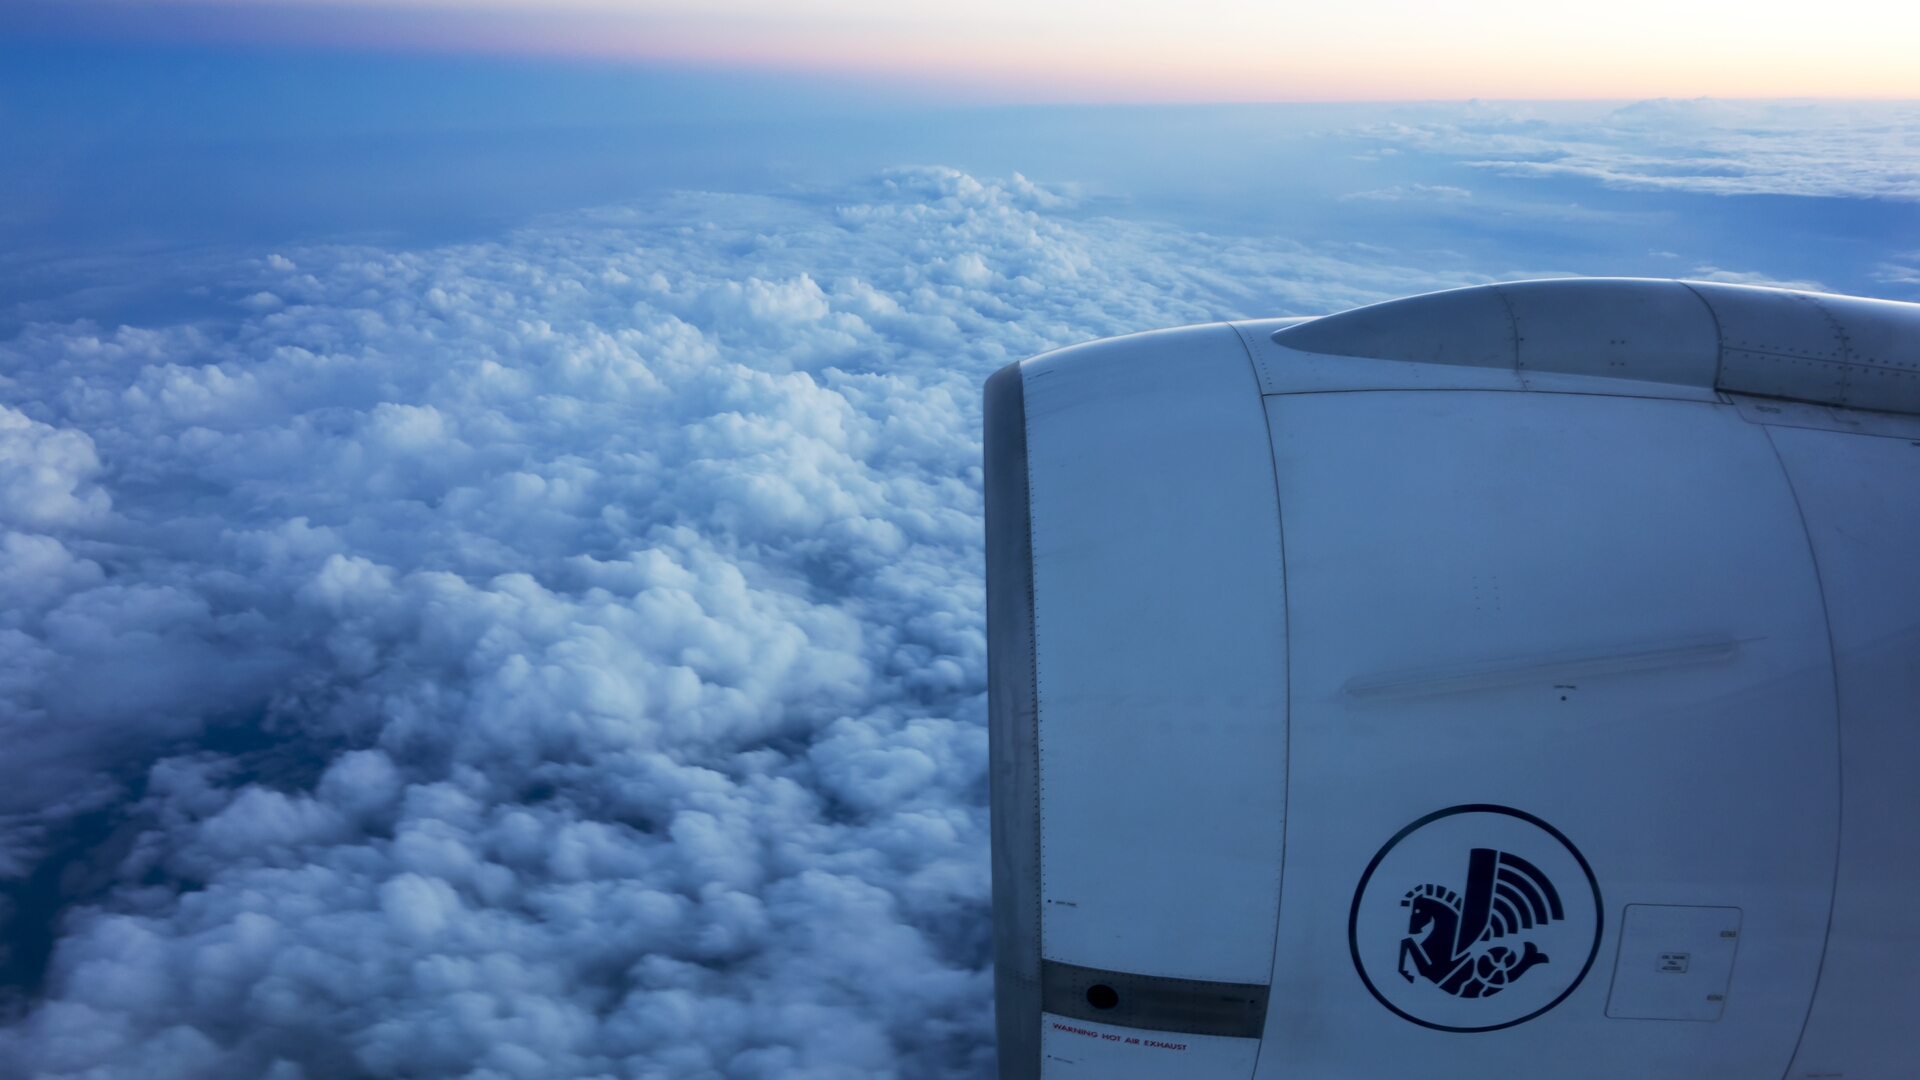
[1349,805,1603,1033]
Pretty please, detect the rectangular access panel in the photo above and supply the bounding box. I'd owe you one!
[1768,424,1920,1080]
[1607,905,1743,1021]
[1256,390,1838,1080]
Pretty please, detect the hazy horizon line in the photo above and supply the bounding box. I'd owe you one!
[6,0,1920,104]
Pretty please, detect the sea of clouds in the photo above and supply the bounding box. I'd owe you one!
[1,90,1911,1076]
[0,167,1477,1080]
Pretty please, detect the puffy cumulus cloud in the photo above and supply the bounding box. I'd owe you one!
[0,167,1466,1079]
[1362,99,1920,202]
[0,405,109,532]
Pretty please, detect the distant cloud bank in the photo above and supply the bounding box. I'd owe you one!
[1360,99,1920,202]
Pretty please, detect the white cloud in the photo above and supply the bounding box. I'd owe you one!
[0,168,1470,1078]
[0,405,109,532]
[1687,265,1830,292]
[1339,184,1474,202]
[1873,253,1920,287]
[1362,99,1920,202]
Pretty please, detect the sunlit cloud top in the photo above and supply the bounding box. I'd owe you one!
[7,0,1920,104]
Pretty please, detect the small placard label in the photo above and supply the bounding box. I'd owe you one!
[1607,906,1741,1021]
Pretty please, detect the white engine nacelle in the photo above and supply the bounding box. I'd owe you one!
[984,279,1920,1080]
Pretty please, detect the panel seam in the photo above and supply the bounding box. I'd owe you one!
[1803,293,1856,408]
[1759,424,1846,1080]
[1491,284,1523,387]
[1229,319,1291,1078]
[1679,281,1727,393]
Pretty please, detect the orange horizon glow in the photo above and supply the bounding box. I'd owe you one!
[10,0,1920,102]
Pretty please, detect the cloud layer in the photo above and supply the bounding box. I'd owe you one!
[1363,99,1920,202]
[0,169,1470,1079]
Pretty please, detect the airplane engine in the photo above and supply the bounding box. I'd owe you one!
[983,279,1920,1080]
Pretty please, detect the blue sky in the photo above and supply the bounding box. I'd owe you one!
[0,36,1916,1080]
[6,45,1918,334]
[6,0,1919,99]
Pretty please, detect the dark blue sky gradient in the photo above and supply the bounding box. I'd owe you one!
[3,42,1915,337]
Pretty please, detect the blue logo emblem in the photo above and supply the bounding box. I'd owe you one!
[1350,805,1604,1032]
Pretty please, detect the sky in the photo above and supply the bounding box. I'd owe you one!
[0,13,1918,1080]
[7,0,1920,99]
